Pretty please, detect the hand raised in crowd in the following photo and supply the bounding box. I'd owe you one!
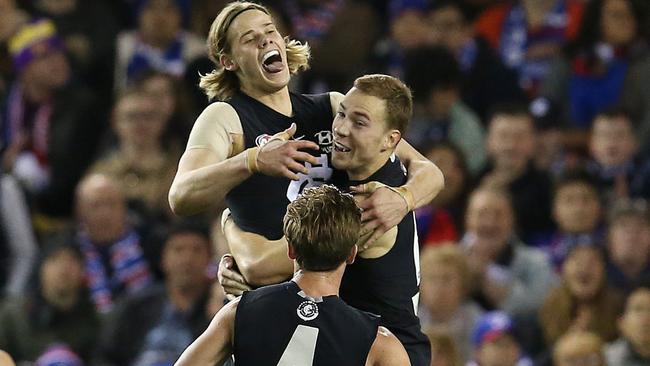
[254,123,320,181]
[217,254,251,301]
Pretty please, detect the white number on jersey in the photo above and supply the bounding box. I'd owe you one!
[277,325,319,366]
[286,154,333,202]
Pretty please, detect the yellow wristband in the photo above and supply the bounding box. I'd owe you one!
[389,185,415,212]
[246,147,260,173]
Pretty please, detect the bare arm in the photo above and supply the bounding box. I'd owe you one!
[174,298,239,366]
[365,326,411,366]
[395,139,445,209]
[169,103,319,216]
[223,213,294,287]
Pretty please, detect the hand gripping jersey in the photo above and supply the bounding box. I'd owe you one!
[234,281,379,366]
[225,91,335,240]
[339,155,431,366]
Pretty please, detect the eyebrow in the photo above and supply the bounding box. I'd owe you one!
[239,22,275,41]
[339,103,371,120]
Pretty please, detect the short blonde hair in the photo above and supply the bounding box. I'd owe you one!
[200,1,310,101]
[420,244,471,294]
[283,185,361,271]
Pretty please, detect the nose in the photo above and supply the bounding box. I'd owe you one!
[333,119,349,137]
[258,34,272,48]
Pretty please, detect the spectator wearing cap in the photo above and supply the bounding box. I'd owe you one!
[553,331,606,366]
[606,199,650,293]
[114,0,205,91]
[535,170,604,269]
[461,186,556,317]
[539,243,623,347]
[0,235,100,364]
[1,18,104,220]
[587,109,650,203]
[96,220,214,366]
[404,46,486,175]
[467,311,533,366]
[605,280,650,366]
[34,344,84,366]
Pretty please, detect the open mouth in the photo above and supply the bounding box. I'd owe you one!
[261,50,283,73]
[334,141,351,152]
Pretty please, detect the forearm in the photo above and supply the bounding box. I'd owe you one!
[169,150,251,216]
[395,140,444,209]
[224,218,293,287]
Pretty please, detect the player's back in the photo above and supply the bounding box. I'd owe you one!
[234,281,379,366]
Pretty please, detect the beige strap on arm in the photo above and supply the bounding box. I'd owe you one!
[361,181,415,212]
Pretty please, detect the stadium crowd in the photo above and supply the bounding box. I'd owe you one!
[1,0,650,365]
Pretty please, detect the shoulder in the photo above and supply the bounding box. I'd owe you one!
[239,282,293,307]
[329,91,344,116]
[199,102,241,123]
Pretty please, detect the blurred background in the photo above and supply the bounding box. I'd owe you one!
[1,0,650,365]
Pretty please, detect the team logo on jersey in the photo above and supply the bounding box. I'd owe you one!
[255,134,273,147]
[314,130,332,153]
[297,300,319,321]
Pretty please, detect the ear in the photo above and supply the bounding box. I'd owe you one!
[346,245,358,265]
[287,242,297,260]
[219,54,238,71]
[381,130,401,152]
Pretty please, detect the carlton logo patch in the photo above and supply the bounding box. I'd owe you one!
[297,300,319,321]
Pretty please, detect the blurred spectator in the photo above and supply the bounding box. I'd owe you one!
[30,0,119,106]
[553,331,606,366]
[467,311,533,366]
[90,87,180,221]
[1,18,104,219]
[537,170,603,269]
[0,0,29,93]
[420,245,482,362]
[475,0,585,97]
[539,244,622,346]
[404,46,486,175]
[426,328,462,366]
[74,173,154,313]
[97,220,213,366]
[0,174,38,296]
[428,0,525,121]
[606,280,650,365]
[461,186,556,317]
[135,70,195,144]
[605,199,650,293]
[481,103,555,241]
[281,0,381,93]
[0,237,100,363]
[34,344,84,366]
[416,142,471,247]
[540,0,650,129]
[587,109,650,202]
[114,0,205,91]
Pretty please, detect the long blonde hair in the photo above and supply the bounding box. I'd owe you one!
[199,1,310,101]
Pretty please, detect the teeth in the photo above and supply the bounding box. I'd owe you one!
[262,50,280,63]
[334,141,351,152]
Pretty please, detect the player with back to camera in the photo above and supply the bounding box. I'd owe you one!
[174,185,411,366]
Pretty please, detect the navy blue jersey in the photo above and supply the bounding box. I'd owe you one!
[234,281,379,366]
[225,91,335,240]
[339,154,431,366]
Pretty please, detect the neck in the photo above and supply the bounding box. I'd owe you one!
[241,85,292,116]
[292,265,345,298]
[121,143,164,168]
[22,79,52,104]
[347,154,390,181]
[167,280,207,313]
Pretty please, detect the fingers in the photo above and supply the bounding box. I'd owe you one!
[226,293,238,301]
[286,160,309,175]
[350,181,385,194]
[284,122,297,139]
[291,140,320,151]
[361,228,388,250]
[291,151,319,165]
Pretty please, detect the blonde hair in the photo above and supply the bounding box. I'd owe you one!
[420,244,471,295]
[283,185,361,272]
[200,1,310,101]
[553,331,605,366]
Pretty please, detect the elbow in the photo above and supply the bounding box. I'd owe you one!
[168,182,192,217]
[430,163,445,201]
